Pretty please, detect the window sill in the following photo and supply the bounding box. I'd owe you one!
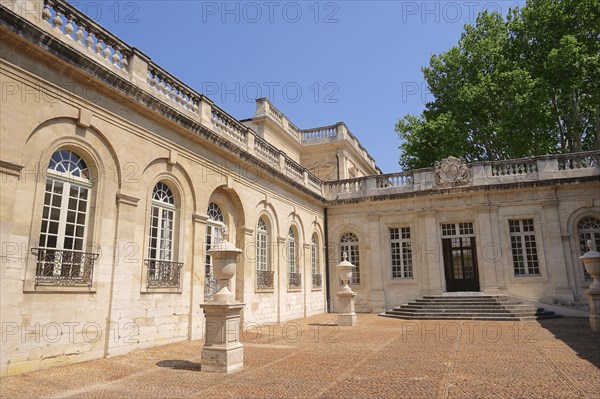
[287,287,302,293]
[255,288,275,294]
[312,287,323,292]
[141,287,182,294]
[388,278,418,285]
[509,275,547,284]
[24,285,97,294]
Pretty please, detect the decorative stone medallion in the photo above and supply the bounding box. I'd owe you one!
[434,156,471,188]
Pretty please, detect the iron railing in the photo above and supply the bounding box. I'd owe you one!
[31,247,98,288]
[204,271,220,300]
[257,270,274,290]
[312,273,322,289]
[288,272,302,289]
[145,259,183,289]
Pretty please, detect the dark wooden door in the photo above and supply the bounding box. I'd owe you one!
[442,236,480,292]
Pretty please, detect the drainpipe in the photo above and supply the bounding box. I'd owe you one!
[324,207,331,313]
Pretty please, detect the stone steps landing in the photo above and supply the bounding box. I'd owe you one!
[380,295,558,321]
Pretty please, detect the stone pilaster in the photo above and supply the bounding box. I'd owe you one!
[368,215,385,312]
[190,214,208,340]
[421,211,443,294]
[477,206,500,294]
[276,236,286,323]
[542,201,574,303]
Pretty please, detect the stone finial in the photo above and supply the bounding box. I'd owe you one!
[342,251,348,261]
[588,240,593,252]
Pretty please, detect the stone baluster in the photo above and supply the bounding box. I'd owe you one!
[94,38,103,57]
[85,29,94,50]
[42,3,51,21]
[111,45,121,66]
[121,51,129,69]
[51,10,62,30]
[166,80,175,100]
[157,75,166,96]
[74,24,84,45]
[171,83,179,103]
[63,16,74,38]
[164,79,172,98]
[102,40,111,60]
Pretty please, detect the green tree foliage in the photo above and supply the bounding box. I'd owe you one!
[396,0,600,170]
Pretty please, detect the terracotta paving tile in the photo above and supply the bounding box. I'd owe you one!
[1,315,599,399]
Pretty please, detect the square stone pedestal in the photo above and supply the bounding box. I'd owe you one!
[200,301,245,373]
[586,290,600,333]
[337,291,357,326]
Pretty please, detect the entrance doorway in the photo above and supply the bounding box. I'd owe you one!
[441,223,480,292]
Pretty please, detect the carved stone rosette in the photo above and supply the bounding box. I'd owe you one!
[434,156,471,188]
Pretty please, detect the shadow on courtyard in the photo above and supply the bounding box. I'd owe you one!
[537,318,600,368]
[156,360,202,371]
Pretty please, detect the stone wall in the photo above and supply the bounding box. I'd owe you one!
[0,22,326,376]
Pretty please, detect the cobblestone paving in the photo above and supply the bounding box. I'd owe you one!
[1,315,599,398]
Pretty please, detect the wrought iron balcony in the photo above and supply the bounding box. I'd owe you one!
[288,272,302,289]
[145,259,183,289]
[312,273,322,289]
[31,247,98,288]
[257,270,274,290]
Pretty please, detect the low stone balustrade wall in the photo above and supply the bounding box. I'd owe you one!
[324,151,600,201]
[12,0,324,196]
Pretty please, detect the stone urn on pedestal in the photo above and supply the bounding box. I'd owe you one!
[336,252,357,326]
[580,240,600,333]
[200,225,245,372]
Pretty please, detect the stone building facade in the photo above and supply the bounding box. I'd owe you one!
[1,0,599,376]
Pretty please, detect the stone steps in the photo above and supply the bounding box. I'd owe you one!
[381,295,558,321]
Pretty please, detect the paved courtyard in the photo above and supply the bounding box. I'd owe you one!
[1,314,599,399]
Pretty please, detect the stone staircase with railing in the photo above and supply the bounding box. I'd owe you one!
[381,295,558,321]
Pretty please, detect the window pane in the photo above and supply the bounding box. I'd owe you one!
[509,220,538,276]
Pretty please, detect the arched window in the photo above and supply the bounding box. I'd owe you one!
[35,149,96,287]
[578,216,600,280]
[148,182,175,262]
[207,202,224,222]
[205,202,224,298]
[257,217,268,272]
[311,233,322,289]
[340,232,360,284]
[145,182,182,289]
[288,227,301,289]
[256,217,274,290]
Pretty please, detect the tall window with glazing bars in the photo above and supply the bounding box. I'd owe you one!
[34,149,98,287]
[390,227,413,278]
[577,216,600,280]
[205,202,224,299]
[256,217,274,289]
[340,233,360,284]
[311,233,322,289]
[288,227,301,289]
[509,219,540,276]
[146,182,182,289]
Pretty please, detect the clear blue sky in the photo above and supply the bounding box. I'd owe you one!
[73,0,525,173]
